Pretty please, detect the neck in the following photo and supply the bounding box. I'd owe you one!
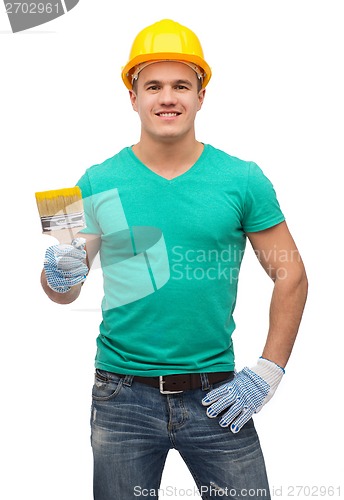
[132,134,204,180]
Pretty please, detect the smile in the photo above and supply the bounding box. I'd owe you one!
[156,112,181,117]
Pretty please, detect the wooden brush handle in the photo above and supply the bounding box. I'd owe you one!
[45,227,80,245]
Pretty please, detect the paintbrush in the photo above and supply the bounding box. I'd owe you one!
[35,187,85,244]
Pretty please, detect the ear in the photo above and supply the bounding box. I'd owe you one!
[197,88,206,110]
[129,90,138,112]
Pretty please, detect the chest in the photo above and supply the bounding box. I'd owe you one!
[93,178,246,255]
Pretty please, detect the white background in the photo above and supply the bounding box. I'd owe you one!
[1,1,343,498]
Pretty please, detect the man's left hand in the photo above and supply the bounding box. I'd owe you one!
[202,358,284,433]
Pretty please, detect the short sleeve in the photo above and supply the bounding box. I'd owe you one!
[76,171,102,235]
[242,162,285,232]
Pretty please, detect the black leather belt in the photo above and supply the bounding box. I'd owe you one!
[131,371,234,394]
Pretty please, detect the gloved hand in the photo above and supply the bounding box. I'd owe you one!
[202,357,284,433]
[44,237,88,293]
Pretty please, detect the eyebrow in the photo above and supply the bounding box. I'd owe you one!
[143,79,194,88]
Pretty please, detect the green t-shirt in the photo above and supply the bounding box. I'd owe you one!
[77,144,285,376]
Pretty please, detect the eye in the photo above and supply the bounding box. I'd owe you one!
[175,85,189,90]
[146,85,160,92]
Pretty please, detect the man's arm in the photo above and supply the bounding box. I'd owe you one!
[246,220,308,368]
[202,221,307,432]
[41,234,101,305]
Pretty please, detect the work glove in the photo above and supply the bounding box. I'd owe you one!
[44,237,88,293]
[202,357,284,433]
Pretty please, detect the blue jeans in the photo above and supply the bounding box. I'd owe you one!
[91,370,271,500]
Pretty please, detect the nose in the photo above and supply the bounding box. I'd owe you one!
[158,85,178,106]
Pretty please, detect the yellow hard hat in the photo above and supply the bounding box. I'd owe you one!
[121,19,212,90]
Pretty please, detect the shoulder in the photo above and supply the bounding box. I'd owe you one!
[86,147,130,176]
[206,144,252,167]
[204,144,258,180]
[78,147,131,196]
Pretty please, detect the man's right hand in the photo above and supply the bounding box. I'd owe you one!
[44,237,89,293]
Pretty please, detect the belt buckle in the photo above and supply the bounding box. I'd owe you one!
[159,376,183,394]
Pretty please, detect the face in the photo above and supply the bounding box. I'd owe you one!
[129,61,206,143]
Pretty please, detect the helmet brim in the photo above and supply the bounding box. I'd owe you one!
[121,52,212,90]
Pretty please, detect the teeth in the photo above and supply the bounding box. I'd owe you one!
[158,112,178,117]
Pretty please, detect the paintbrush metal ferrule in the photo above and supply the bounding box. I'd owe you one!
[40,211,85,231]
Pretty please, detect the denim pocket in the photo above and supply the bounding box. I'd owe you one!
[92,370,124,401]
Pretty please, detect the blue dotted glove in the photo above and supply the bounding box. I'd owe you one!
[44,237,88,293]
[202,358,284,433]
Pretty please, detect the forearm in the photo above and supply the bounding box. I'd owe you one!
[262,267,308,368]
[40,269,82,304]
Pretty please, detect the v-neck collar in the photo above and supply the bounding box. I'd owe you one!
[126,144,208,184]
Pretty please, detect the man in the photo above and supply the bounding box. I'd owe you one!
[41,19,308,500]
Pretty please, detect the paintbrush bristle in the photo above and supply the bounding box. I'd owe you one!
[35,186,85,234]
[35,187,82,216]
